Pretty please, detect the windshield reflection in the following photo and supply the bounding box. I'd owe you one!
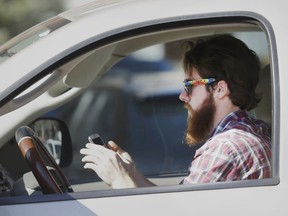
[0,17,70,63]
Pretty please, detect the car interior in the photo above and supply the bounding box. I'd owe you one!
[0,20,273,197]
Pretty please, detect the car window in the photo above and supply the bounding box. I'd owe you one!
[43,28,275,188]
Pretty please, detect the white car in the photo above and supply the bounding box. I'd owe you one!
[0,0,286,215]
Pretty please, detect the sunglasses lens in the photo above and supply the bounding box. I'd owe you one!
[184,84,191,95]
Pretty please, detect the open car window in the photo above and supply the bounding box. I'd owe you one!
[42,24,275,190]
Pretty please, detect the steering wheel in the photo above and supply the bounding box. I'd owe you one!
[15,126,73,194]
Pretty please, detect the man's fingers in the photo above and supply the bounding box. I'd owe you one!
[80,143,108,156]
[85,143,102,149]
[81,155,98,163]
[83,163,98,171]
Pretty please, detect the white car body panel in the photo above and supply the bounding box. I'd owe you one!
[0,0,287,215]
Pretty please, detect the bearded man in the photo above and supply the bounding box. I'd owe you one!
[80,34,271,188]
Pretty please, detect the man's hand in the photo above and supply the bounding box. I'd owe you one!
[80,141,137,188]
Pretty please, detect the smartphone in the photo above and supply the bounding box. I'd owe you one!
[88,133,106,147]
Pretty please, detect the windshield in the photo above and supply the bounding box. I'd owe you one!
[0,16,70,64]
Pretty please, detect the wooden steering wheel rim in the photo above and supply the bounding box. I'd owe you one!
[15,126,73,194]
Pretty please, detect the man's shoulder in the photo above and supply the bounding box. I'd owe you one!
[211,128,266,144]
[205,128,270,154]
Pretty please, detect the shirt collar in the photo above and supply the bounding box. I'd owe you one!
[209,110,248,138]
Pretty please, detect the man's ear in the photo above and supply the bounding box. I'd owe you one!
[215,80,229,99]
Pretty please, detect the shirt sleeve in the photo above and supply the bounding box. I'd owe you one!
[183,140,237,184]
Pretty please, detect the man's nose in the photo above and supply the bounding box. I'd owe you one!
[179,89,190,102]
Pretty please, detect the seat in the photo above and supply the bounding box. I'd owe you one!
[254,64,272,125]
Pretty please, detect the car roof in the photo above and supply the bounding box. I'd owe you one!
[59,0,131,21]
[0,0,275,96]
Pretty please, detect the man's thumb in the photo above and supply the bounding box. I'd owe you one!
[107,141,129,162]
[107,141,120,152]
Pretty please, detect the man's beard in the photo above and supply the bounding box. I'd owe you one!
[185,93,215,146]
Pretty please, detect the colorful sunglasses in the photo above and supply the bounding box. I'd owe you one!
[183,78,216,95]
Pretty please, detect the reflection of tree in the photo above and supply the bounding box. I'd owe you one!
[32,119,62,164]
[0,0,64,44]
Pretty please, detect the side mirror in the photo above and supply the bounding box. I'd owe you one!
[29,118,73,167]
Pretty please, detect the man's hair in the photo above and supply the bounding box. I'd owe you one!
[182,34,261,111]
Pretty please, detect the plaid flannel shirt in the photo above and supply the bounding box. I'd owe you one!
[183,110,271,184]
